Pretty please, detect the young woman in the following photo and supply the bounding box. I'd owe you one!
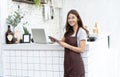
[49,9,88,77]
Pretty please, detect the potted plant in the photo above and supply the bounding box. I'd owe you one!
[6,5,23,32]
[22,22,31,43]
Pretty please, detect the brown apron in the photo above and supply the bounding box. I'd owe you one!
[64,28,85,77]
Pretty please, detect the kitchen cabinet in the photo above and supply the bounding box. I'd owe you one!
[1,33,109,77]
[83,34,108,77]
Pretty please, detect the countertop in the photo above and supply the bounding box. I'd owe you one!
[2,32,109,51]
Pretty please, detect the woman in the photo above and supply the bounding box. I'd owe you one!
[49,9,88,77]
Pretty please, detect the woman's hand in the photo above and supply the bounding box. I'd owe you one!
[49,36,58,42]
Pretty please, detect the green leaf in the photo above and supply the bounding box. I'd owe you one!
[33,0,41,7]
[23,26,30,35]
[6,7,24,28]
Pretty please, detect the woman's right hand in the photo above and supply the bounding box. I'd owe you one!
[49,36,58,42]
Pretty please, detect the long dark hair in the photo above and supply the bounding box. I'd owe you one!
[64,9,88,38]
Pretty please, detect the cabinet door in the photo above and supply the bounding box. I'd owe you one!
[2,50,65,77]
[88,37,108,77]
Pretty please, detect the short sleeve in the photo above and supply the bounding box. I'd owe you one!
[77,28,87,41]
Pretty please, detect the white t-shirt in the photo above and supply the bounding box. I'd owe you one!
[71,28,87,47]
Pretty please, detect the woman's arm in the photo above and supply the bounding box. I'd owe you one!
[58,40,86,53]
[60,37,65,42]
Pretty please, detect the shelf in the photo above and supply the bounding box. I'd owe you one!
[12,0,34,4]
[12,0,47,4]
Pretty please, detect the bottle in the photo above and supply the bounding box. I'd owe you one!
[93,22,99,35]
[5,25,14,44]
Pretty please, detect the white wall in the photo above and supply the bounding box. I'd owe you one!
[0,2,1,77]
[0,0,8,44]
[6,0,61,42]
[0,0,8,76]
[62,0,120,49]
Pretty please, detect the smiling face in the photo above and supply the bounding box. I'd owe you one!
[68,13,78,27]
[64,9,86,37]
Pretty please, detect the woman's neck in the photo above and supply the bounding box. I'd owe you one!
[73,24,78,33]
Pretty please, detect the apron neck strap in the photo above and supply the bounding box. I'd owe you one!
[75,27,79,37]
